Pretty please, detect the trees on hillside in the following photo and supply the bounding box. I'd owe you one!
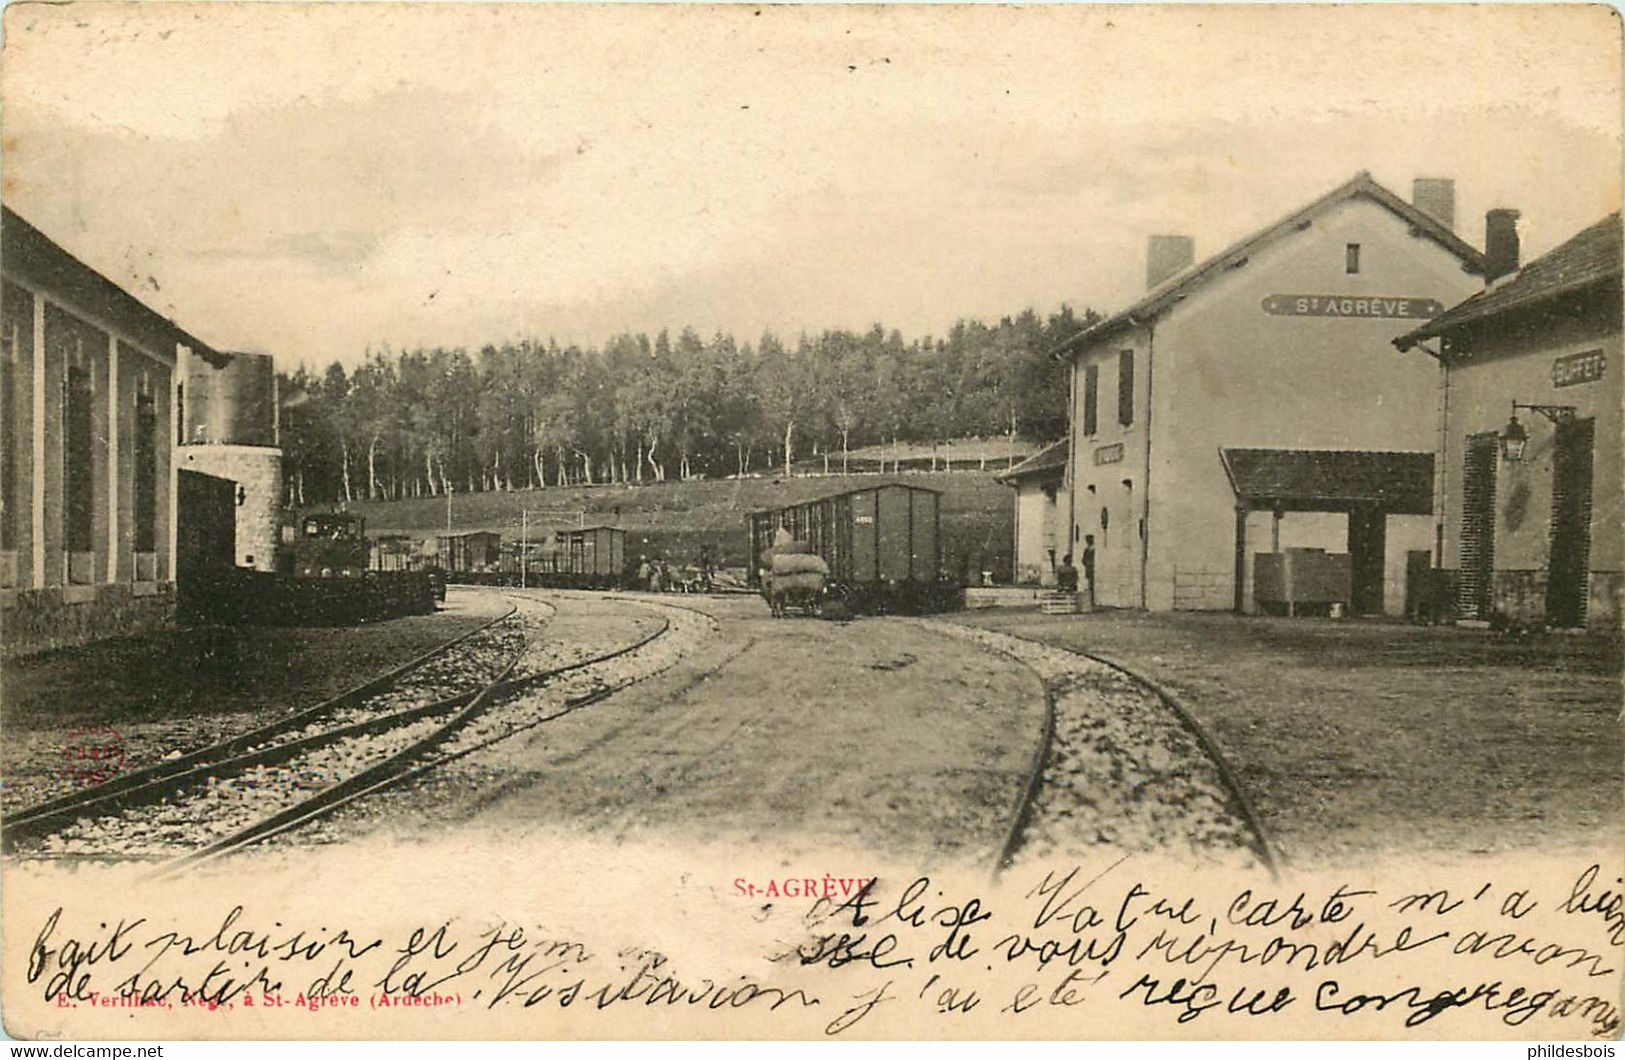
[278,305,1098,505]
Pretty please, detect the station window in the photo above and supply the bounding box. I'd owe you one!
[0,283,29,559]
[64,362,95,560]
[1346,243,1361,274]
[0,317,16,552]
[1118,350,1135,427]
[1082,364,1099,436]
[134,387,157,554]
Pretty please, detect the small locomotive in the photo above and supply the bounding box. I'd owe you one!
[258,510,436,623]
[287,511,373,579]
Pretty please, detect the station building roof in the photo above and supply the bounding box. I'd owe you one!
[1,205,222,363]
[1219,448,1433,515]
[1393,212,1623,356]
[1057,172,1486,357]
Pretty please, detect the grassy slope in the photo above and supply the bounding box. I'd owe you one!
[343,471,1016,578]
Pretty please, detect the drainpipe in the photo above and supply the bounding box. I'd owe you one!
[1140,321,1155,609]
[1064,354,1077,563]
[1436,347,1450,575]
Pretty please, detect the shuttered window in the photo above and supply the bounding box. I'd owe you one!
[1083,365,1098,436]
[1118,350,1135,426]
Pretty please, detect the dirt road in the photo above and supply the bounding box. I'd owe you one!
[332,591,1049,869]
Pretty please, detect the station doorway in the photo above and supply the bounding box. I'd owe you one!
[1546,417,1596,628]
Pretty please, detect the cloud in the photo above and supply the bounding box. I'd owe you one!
[1,4,1617,367]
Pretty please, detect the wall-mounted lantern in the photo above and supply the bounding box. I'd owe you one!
[1501,400,1576,462]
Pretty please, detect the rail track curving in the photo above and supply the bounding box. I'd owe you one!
[919,619,1278,877]
[7,593,710,868]
[3,600,524,847]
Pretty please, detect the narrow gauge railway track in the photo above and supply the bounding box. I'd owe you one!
[918,620,1278,877]
[175,600,702,866]
[2,601,525,848]
[12,597,696,869]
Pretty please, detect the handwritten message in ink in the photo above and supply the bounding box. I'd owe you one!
[21,862,1622,1038]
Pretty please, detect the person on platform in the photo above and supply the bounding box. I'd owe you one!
[1056,553,1079,594]
[1082,535,1097,605]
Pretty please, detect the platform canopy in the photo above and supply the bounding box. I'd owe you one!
[1219,448,1433,514]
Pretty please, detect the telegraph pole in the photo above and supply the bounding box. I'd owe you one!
[521,509,528,590]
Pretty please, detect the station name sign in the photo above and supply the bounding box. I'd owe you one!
[1093,443,1125,466]
[1261,294,1444,319]
[1552,348,1606,388]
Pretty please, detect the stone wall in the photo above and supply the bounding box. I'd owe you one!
[1,582,175,660]
[1488,568,1622,630]
[1172,565,1232,610]
[1492,569,1547,627]
[1589,572,1623,630]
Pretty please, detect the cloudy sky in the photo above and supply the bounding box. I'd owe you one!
[3,3,1619,369]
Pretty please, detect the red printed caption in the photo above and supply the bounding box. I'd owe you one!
[735,877,874,899]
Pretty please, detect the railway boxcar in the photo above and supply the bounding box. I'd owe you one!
[555,526,625,583]
[746,482,962,614]
[437,531,502,577]
[487,526,626,588]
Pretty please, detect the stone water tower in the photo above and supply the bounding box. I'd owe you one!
[178,350,283,571]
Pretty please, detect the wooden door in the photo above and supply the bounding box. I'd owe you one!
[1546,417,1595,628]
[1457,434,1498,620]
[1348,507,1386,615]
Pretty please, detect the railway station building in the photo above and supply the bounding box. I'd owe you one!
[1395,212,1622,629]
[0,206,217,655]
[1056,172,1486,614]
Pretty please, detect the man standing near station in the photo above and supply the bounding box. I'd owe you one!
[1082,535,1097,607]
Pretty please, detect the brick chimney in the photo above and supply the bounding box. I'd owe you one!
[1484,208,1521,285]
[1412,177,1456,232]
[1146,234,1195,290]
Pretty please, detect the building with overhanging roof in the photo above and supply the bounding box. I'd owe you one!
[1395,211,1622,629]
[1057,172,1486,614]
[996,439,1069,586]
[1,206,222,655]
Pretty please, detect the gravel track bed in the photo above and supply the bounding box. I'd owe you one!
[12,602,551,861]
[507,598,665,679]
[263,599,719,847]
[920,621,1258,865]
[0,605,535,816]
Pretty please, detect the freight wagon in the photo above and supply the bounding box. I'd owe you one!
[555,526,625,580]
[746,482,962,614]
[440,525,630,589]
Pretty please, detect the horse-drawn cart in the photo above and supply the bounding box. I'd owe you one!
[760,545,828,618]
